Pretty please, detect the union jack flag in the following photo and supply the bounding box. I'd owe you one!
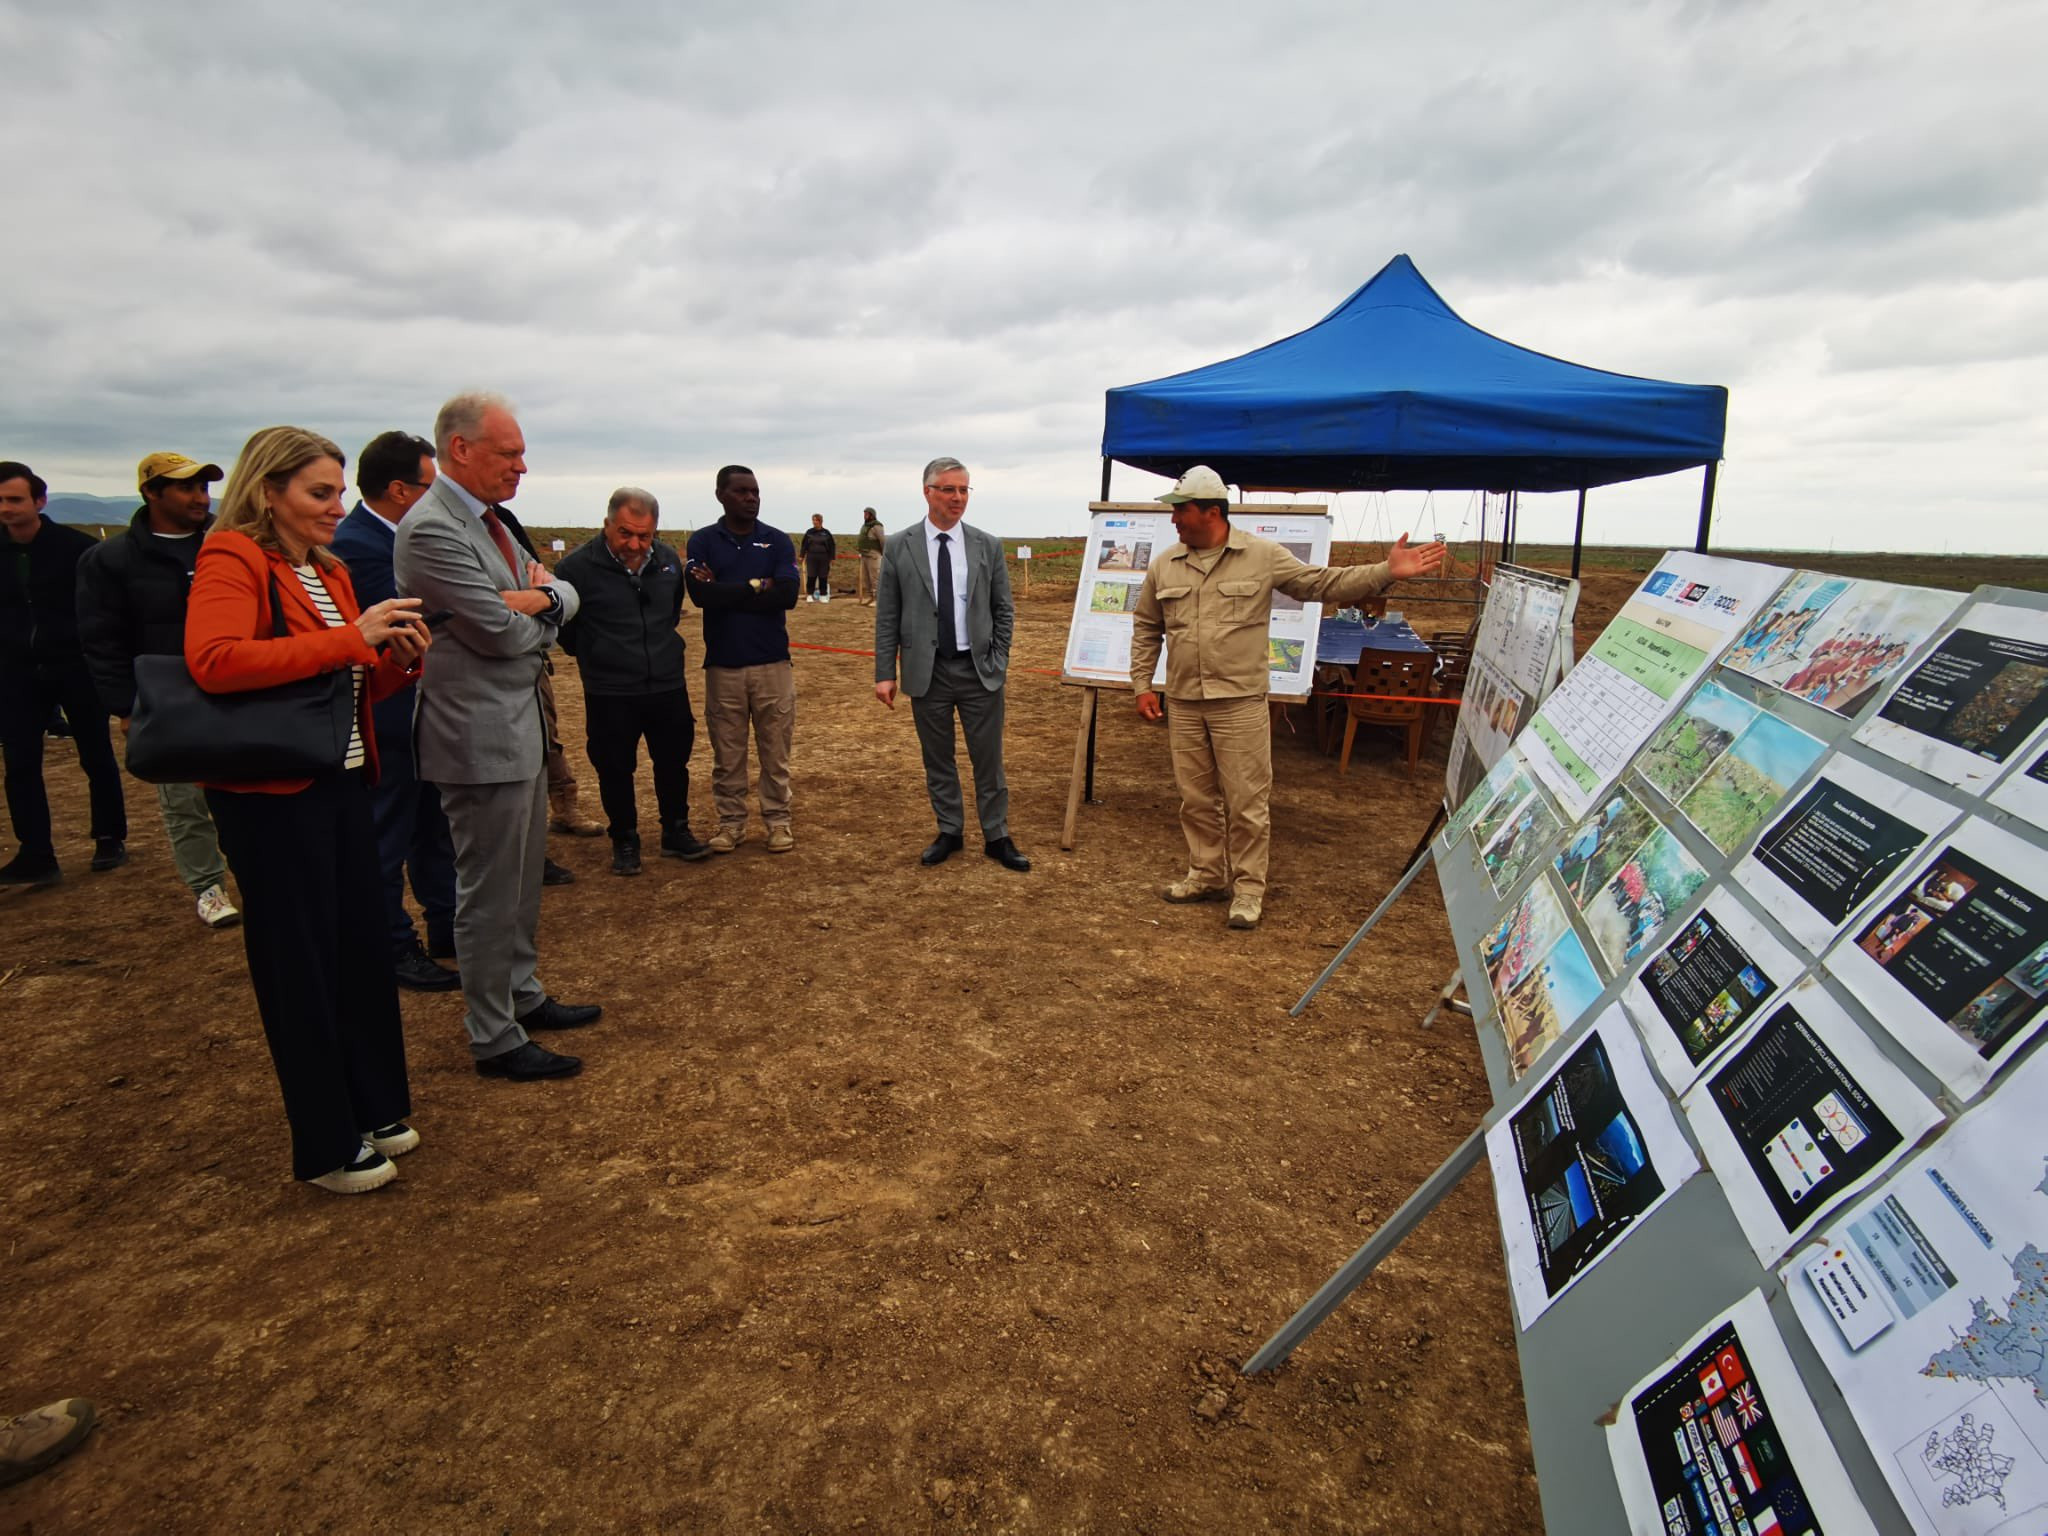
[1732,1380,1763,1428]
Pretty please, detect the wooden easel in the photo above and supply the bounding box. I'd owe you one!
[1060,676,1129,849]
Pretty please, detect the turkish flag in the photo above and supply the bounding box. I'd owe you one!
[1715,1345,1747,1390]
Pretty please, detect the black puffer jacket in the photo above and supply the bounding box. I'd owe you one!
[556,536,688,697]
[1,516,96,672]
[75,507,211,715]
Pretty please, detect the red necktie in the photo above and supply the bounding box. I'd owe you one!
[481,507,521,581]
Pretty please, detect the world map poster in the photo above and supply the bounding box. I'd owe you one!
[1785,1047,2048,1536]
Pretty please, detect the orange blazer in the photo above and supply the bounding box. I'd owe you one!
[185,529,420,794]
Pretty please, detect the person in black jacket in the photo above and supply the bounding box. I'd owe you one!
[74,452,239,927]
[0,462,126,885]
[557,488,707,875]
[799,514,837,602]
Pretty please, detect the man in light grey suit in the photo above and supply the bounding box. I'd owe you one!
[873,457,1030,873]
[394,393,602,1081]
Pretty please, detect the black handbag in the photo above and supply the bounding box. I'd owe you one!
[126,573,356,784]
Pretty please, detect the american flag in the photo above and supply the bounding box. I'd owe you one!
[1732,1380,1763,1428]
[1713,1406,1740,1448]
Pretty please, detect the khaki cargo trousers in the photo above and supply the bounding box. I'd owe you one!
[1166,693,1272,901]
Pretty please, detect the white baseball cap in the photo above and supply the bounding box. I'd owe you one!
[1157,465,1230,504]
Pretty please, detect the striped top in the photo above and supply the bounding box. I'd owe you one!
[291,563,366,770]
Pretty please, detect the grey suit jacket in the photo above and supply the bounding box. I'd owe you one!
[392,479,580,784]
[874,518,1011,698]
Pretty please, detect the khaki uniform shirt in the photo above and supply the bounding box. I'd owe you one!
[1130,527,1391,701]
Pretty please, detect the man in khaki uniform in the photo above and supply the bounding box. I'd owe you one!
[1130,466,1447,930]
[855,508,884,605]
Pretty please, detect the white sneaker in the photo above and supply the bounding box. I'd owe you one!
[308,1141,397,1194]
[196,884,241,929]
[820,592,832,603]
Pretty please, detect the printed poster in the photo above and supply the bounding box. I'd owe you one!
[1607,1290,1874,1536]
[1680,978,1942,1267]
[1482,878,1573,1002]
[1623,891,1810,1094]
[1485,1009,1697,1327]
[1523,552,1789,821]
[1497,927,1607,1079]
[1632,678,1828,857]
[1987,733,2048,836]
[1855,603,2048,791]
[1735,753,1961,956]
[1443,748,1529,853]
[1723,572,1963,719]
[1478,781,1566,899]
[1825,817,2048,1101]
[1554,788,1711,975]
[1784,1048,2048,1535]
[1444,565,1577,812]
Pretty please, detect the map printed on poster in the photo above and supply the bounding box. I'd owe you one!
[1825,817,2048,1102]
[1622,889,1810,1095]
[1783,1048,2048,1536]
[1735,753,1962,957]
[1486,1009,1698,1328]
[1987,730,2048,836]
[1855,603,2048,791]
[1680,978,1942,1268]
[1631,678,1829,858]
[1722,572,1964,719]
[1607,1290,1875,1536]
[1524,553,1790,821]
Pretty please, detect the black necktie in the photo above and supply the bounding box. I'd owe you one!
[936,532,958,653]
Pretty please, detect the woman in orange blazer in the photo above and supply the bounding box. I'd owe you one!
[186,426,432,1195]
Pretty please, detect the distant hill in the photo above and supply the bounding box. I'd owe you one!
[46,493,136,527]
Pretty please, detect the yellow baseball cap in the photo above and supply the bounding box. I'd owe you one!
[137,452,224,490]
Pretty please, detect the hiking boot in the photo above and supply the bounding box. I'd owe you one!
[542,857,576,886]
[0,852,61,888]
[661,828,713,861]
[611,836,643,877]
[765,825,795,853]
[706,825,746,854]
[1162,876,1229,904]
[196,884,240,928]
[90,838,128,872]
[0,1398,95,1487]
[547,785,603,837]
[1227,894,1263,930]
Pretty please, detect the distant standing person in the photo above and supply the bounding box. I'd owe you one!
[855,508,884,605]
[799,514,836,603]
[557,487,708,875]
[75,452,240,929]
[1129,465,1446,930]
[0,461,126,885]
[873,458,1028,873]
[330,430,460,991]
[684,466,799,854]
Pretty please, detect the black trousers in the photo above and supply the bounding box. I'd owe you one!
[366,737,456,953]
[0,662,126,861]
[207,772,411,1181]
[584,688,695,841]
[804,557,832,596]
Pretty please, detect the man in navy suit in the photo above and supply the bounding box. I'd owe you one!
[332,430,460,991]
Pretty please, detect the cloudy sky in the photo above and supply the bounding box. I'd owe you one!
[5,0,2042,551]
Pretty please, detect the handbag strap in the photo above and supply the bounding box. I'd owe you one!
[268,570,296,638]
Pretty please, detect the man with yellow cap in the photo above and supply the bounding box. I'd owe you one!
[76,452,241,928]
[1129,465,1446,930]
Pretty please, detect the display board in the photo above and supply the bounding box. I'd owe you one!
[1061,502,1330,697]
[1421,573,2048,1534]
[1444,562,1580,812]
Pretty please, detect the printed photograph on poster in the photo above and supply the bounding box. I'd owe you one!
[1480,787,1566,898]
[1723,573,1963,718]
[1486,1009,1697,1327]
[1633,679,1759,804]
[1482,878,1573,1000]
[1783,1048,2048,1536]
[1471,767,1540,854]
[1987,735,2048,836]
[1622,891,1808,1094]
[1523,553,1789,819]
[1556,787,1661,906]
[1266,637,1306,676]
[1825,816,2048,1101]
[1497,929,1606,1078]
[1680,978,1941,1267]
[1606,1289,1875,1536]
[1735,752,1960,956]
[1444,749,1528,851]
[1586,827,1711,973]
[1088,579,1140,614]
[1855,603,2048,790]
[1677,710,1828,857]
[1094,537,1152,574]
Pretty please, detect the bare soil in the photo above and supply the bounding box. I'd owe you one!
[0,551,1658,1533]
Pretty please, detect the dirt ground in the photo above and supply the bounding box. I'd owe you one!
[0,560,1663,1533]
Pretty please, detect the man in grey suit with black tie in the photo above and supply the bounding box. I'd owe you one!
[873,457,1030,873]
[394,392,603,1081]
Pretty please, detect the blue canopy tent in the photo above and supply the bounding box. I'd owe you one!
[1101,255,1729,557]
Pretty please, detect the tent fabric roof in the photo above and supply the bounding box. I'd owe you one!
[1102,255,1727,494]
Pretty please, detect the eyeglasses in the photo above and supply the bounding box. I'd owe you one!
[929,485,972,497]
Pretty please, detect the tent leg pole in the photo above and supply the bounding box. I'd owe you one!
[1571,488,1586,579]
[1100,457,1112,502]
[1694,462,1719,553]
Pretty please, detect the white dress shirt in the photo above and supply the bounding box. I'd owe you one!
[923,515,970,654]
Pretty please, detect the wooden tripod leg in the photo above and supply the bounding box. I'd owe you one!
[1060,686,1099,850]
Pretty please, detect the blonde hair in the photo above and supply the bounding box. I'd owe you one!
[211,426,347,569]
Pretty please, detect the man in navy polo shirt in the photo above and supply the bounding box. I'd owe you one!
[684,466,800,854]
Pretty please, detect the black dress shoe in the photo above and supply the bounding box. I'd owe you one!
[517,996,603,1030]
[983,836,1032,873]
[90,838,128,872]
[0,853,61,888]
[920,832,965,867]
[660,828,713,862]
[476,1040,582,1080]
[611,836,642,877]
[392,939,461,992]
[543,857,576,886]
